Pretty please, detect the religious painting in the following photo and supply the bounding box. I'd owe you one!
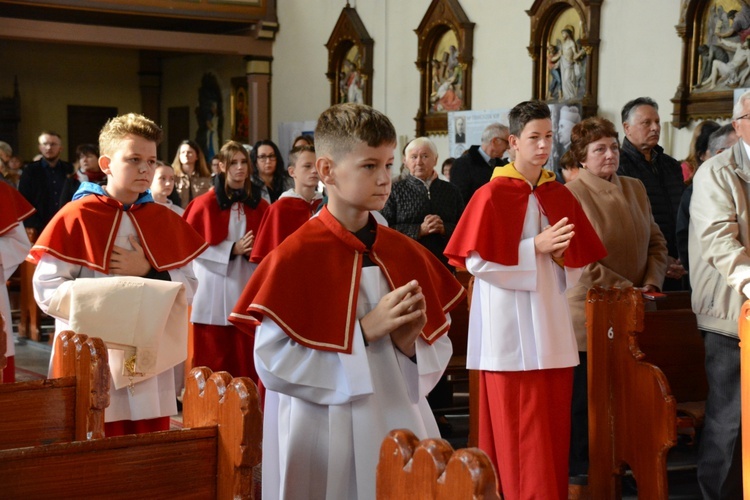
[195,72,224,160]
[231,77,249,144]
[415,0,474,136]
[429,30,464,113]
[672,0,742,126]
[326,6,373,106]
[528,0,602,119]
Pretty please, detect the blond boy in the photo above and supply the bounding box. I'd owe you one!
[231,103,465,499]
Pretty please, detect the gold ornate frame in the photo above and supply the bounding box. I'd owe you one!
[415,0,474,136]
[325,5,374,107]
[527,0,602,118]
[671,0,741,128]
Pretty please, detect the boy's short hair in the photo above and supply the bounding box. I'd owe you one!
[288,145,315,167]
[315,103,396,160]
[99,113,162,157]
[508,100,551,137]
[75,143,99,159]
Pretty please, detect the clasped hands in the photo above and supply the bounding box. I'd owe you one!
[419,214,445,237]
[534,217,575,259]
[360,280,426,358]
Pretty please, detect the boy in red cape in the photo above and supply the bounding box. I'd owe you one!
[444,100,606,499]
[250,144,323,263]
[230,103,465,500]
[29,113,207,436]
[0,182,35,382]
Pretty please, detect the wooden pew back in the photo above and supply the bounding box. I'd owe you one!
[738,301,750,498]
[377,428,500,499]
[587,287,707,499]
[0,367,262,499]
[0,331,108,449]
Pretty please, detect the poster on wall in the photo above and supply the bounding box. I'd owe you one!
[734,88,750,107]
[277,120,317,164]
[549,102,582,176]
[447,109,509,160]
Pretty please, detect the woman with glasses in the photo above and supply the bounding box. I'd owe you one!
[250,140,293,203]
[172,140,212,207]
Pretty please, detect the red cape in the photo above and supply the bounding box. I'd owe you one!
[250,196,323,263]
[183,188,269,246]
[230,206,466,354]
[0,183,35,236]
[28,194,208,273]
[444,168,606,269]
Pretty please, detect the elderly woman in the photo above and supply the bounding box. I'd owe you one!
[564,116,668,482]
[380,137,464,270]
[172,139,212,207]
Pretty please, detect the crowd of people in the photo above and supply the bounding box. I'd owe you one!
[1,92,748,499]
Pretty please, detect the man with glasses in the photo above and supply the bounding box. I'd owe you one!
[688,90,750,499]
[450,122,510,203]
[18,131,74,239]
[617,97,686,290]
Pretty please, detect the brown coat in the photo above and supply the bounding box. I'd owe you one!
[565,169,668,350]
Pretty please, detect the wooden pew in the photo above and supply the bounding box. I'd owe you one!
[377,428,500,499]
[0,311,6,381]
[0,330,108,449]
[738,300,750,498]
[0,366,263,499]
[587,287,707,499]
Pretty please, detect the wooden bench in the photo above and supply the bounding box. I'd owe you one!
[738,300,750,498]
[587,287,707,499]
[0,330,109,449]
[377,428,500,499]
[0,366,263,499]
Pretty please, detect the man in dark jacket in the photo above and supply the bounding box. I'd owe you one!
[617,97,686,290]
[450,122,509,203]
[18,131,74,239]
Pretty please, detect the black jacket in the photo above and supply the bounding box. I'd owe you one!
[18,158,74,232]
[449,145,506,203]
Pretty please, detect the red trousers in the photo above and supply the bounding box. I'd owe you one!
[479,367,573,500]
[192,323,257,383]
[2,355,14,383]
[105,417,170,436]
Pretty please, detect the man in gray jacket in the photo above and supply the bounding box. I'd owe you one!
[689,90,750,499]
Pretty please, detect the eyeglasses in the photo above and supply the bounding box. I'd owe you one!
[736,113,750,121]
[257,154,277,161]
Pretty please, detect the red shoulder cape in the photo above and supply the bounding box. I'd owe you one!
[230,206,466,354]
[28,194,208,273]
[183,188,269,246]
[0,183,35,236]
[250,196,323,263]
[444,174,606,269]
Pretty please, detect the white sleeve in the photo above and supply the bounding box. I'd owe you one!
[194,240,234,276]
[32,254,79,317]
[396,329,452,402]
[465,239,538,291]
[254,315,374,405]
[0,224,31,281]
[167,263,198,304]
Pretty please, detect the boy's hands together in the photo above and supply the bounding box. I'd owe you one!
[534,217,574,259]
[110,235,152,277]
[361,280,427,357]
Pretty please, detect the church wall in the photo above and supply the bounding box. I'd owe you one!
[272,0,703,165]
[1,39,141,162]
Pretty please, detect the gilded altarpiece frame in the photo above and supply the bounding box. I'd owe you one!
[326,6,374,107]
[415,0,474,136]
[528,0,602,118]
[671,0,745,128]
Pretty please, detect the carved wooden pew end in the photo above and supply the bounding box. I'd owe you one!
[377,428,500,499]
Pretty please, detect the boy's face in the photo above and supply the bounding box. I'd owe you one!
[318,141,394,213]
[510,118,553,168]
[289,151,318,190]
[151,165,175,197]
[100,134,157,204]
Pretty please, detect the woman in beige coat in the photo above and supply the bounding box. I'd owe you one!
[563,116,668,484]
